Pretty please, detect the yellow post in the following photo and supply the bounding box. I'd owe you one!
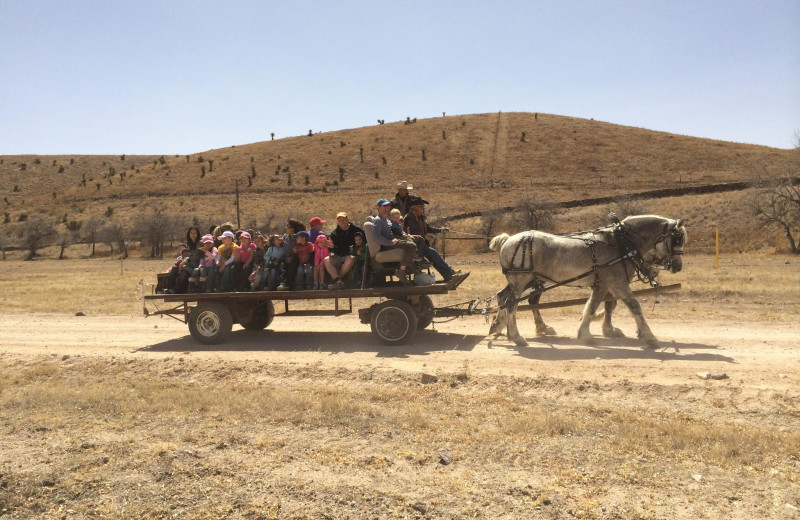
[715,228,719,271]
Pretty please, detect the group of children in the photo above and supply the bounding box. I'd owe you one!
[163,217,369,294]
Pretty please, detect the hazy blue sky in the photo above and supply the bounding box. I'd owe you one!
[2,0,798,155]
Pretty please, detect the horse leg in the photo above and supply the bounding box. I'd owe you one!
[616,289,658,348]
[489,307,507,338]
[528,293,556,336]
[489,278,528,347]
[601,300,626,338]
[577,287,606,344]
[502,303,526,347]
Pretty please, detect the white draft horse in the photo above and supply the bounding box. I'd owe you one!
[488,215,687,348]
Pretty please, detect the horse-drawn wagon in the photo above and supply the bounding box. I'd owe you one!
[141,277,470,346]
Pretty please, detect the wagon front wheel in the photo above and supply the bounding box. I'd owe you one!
[188,302,233,344]
[415,295,435,330]
[370,299,418,346]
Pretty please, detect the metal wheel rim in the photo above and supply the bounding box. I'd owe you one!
[374,306,411,342]
[196,310,221,337]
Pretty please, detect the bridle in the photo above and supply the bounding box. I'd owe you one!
[651,226,685,271]
[614,214,685,276]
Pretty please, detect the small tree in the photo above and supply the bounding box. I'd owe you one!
[99,222,128,258]
[20,216,57,260]
[514,194,556,232]
[132,206,172,259]
[478,210,502,250]
[62,219,83,260]
[0,230,7,260]
[82,215,103,256]
[750,180,800,253]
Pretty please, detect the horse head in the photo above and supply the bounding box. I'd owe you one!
[622,215,687,273]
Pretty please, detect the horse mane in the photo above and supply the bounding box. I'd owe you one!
[489,233,510,252]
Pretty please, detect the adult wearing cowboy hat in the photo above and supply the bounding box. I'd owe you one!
[390,180,428,219]
[404,201,466,283]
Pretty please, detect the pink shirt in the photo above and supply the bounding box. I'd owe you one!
[314,245,330,266]
[199,247,218,268]
[238,243,256,264]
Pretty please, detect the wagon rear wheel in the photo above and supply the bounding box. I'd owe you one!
[370,299,418,346]
[188,302,233,344]
[239,300,275,330]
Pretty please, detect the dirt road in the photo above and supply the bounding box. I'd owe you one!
[4,312,797,390]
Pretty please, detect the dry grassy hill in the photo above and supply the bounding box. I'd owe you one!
[1,112,796,254]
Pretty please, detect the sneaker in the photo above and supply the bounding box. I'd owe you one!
[277,283,289,291]
[335,279,346,289]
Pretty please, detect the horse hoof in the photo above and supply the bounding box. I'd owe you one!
[514,338,529,347]
[578,334,596,346]
[537,326,557,336]
[644,339,659,349]
[603,328,626,339]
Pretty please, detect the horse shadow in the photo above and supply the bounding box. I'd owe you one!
[489,335,735,363]
[136,329,485,359]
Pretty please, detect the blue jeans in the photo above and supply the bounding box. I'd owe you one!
[200,266,216,292]
[221,263,236,292]
[267,265,284,290]
[352,258,365,287]
[296,263,313,288]
[423,246,453,279]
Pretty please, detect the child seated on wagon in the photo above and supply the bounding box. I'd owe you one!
[293,231,314,290]
[163,248,190,294]
[197,234,218,292]
[217,231,238,292]
[350,232,368,287]
[249,233,268,290]
[312,234,331,290]
[265,234,286,290]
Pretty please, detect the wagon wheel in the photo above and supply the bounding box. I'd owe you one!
[415,295,435,330]
[370,299,418,346]
[188,302,233,345]
[240,300,275,331]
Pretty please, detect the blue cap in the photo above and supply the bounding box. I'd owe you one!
[293,231,310,239]
[376,198,391,207]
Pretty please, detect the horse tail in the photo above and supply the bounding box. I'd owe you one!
[489,233,510,252]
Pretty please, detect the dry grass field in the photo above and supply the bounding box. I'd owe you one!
[0,251,798,519]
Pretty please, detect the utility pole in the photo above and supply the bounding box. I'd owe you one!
[235,179,241,229]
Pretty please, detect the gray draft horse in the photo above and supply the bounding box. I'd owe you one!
[488,215,687,348]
